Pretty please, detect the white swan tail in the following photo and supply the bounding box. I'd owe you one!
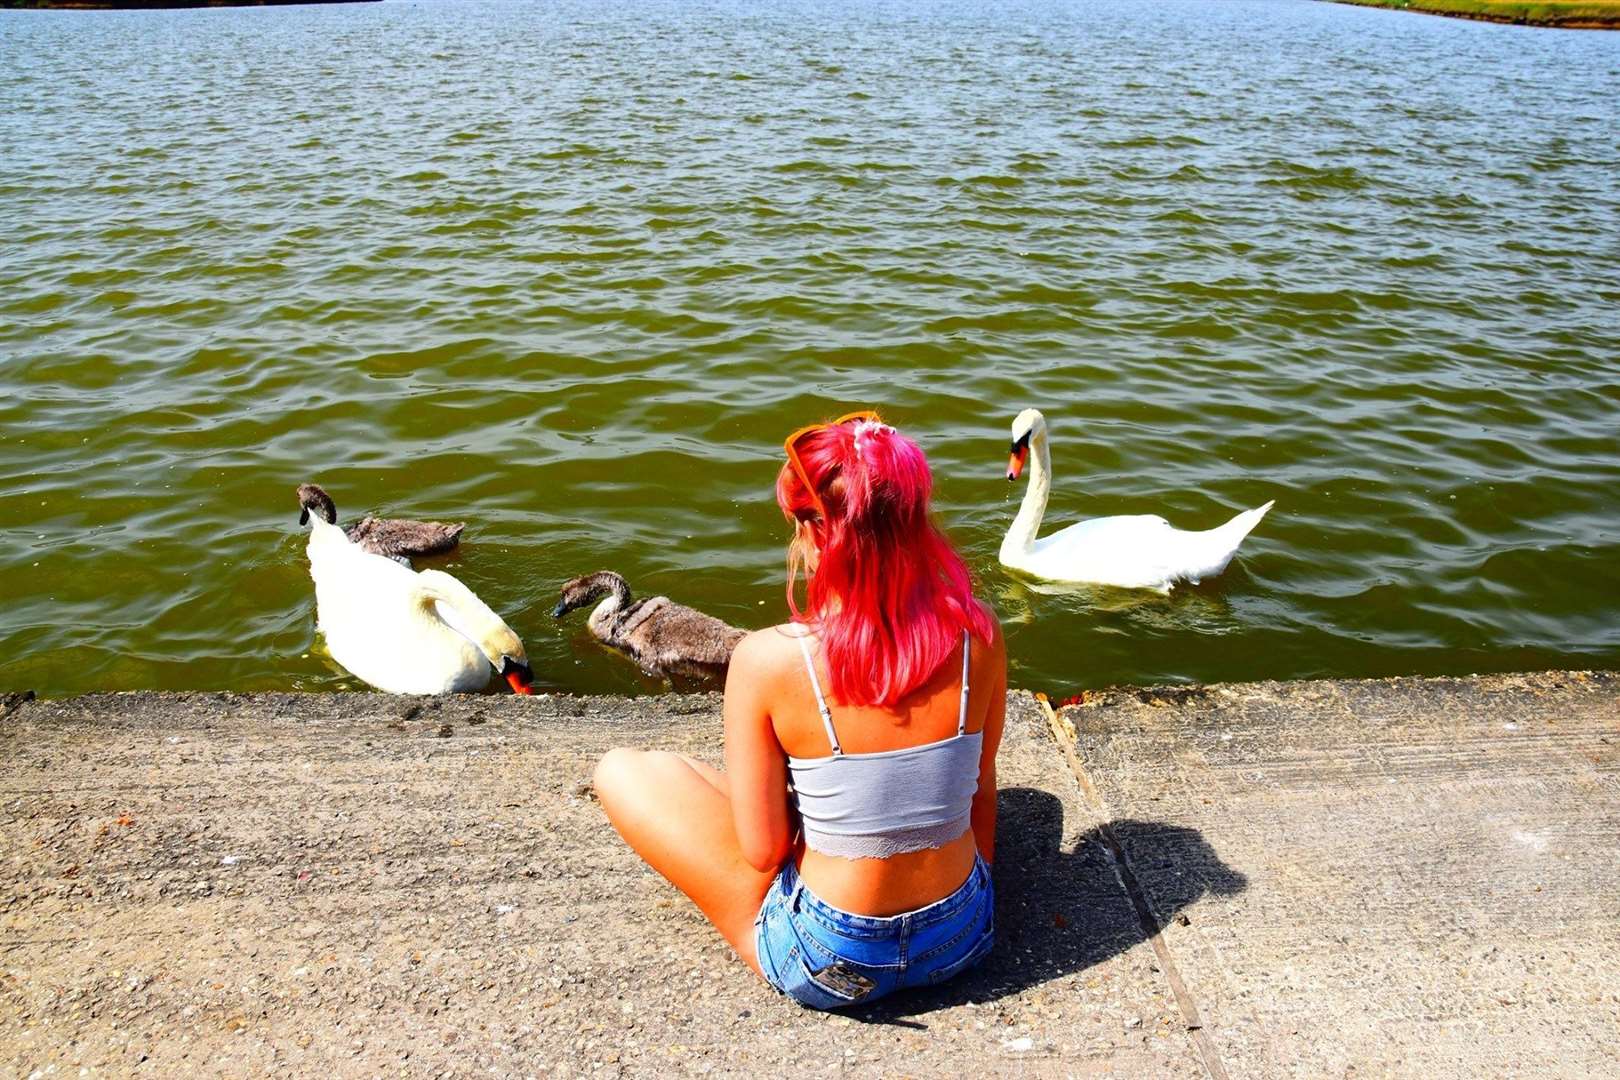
[1181,500,1275,583]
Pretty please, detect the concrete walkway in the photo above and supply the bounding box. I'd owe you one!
[0,672,1615,1077]
[1054,672,1619,1078]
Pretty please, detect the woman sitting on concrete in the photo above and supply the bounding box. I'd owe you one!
[593,411,1006,1009]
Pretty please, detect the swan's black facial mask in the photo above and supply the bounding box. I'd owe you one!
[500,656,534,695]
[1008,432,1031,481]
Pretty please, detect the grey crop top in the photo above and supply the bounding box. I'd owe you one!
[787,630,982,860]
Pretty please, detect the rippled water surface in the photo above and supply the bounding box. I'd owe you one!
[2,0,1618,699]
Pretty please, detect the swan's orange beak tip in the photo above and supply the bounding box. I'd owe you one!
[1007,448,1027,481]
[506,671,534,695]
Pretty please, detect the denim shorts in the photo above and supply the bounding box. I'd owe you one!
[754,855,994,1010]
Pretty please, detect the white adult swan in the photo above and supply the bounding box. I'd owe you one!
[298,485,534,695]
[999,409,1274,593]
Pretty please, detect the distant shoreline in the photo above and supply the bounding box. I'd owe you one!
[1327,0,1620,29]
[3,1,379,9]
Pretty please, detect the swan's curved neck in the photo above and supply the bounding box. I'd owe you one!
[583,574,632,637]
[590,592,625,637]
[411,571,502,654]
[1002,432,1052,560]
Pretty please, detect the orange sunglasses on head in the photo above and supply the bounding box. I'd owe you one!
[783,409,881,522]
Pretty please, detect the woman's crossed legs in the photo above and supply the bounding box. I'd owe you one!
[592,748,780,975]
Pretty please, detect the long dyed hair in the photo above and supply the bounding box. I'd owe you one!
[776,415,995,708]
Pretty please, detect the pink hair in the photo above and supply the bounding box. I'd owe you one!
[776,416,996,708]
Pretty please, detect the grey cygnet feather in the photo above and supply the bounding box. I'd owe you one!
[295,483,465,563]
[553,570,745,680]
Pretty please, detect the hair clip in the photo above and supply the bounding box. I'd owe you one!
[851,419,896,461]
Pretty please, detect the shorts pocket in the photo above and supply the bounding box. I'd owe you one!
[788,949,878,1010]
[909,885,993,969]
[926,925,994,986]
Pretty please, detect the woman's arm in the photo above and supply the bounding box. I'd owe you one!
[723,631,794,873]
[969,616,1008,865]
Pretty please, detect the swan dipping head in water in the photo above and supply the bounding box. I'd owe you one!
[296,483,534,695]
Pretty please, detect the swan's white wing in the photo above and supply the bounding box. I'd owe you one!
[1024,515,1183,590]
[306,518,415,632]
[305,518,485,693]
[1022,502,1274,591]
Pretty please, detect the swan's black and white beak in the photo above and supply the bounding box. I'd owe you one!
[500,656,535,695]
[1007,433,1031,481]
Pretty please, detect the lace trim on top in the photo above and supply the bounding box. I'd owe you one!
[800,817,973,861]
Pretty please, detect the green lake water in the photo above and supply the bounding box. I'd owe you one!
[2,0,1617,699]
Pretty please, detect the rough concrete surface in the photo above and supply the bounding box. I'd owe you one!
[0,672,1615,1078]
[1056,670,1620,1079]
[1,690,1195,1078]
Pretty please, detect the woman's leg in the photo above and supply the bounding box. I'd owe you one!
[592,748,778,974]
[673,753,729,796]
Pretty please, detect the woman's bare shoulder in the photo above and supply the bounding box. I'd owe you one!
[730,623,808,674]
[726,624,811,713]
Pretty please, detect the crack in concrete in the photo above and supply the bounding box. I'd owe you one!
[1036,695,1231,1080]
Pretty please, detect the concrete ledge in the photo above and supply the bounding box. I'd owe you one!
[1054,670,1620,1078]
[1,673,1616,1077]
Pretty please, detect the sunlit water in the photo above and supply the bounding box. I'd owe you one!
[2,0,1617,699]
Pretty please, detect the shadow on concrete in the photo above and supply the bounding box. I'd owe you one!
[851,787,1248,1025]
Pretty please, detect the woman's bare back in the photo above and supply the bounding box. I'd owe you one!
[747,616,1006,915]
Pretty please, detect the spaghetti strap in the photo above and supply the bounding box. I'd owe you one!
[783,626,983,862]
[958,628,971,735]
[796,632,842,755]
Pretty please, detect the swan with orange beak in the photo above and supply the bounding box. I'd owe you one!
[297,484,535,695]
[1000,409,1274,593]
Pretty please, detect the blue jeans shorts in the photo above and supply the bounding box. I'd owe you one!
[754,856,994,1010]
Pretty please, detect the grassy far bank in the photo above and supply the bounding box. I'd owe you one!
[1,1,378,9]
[1329,0,1620,27]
